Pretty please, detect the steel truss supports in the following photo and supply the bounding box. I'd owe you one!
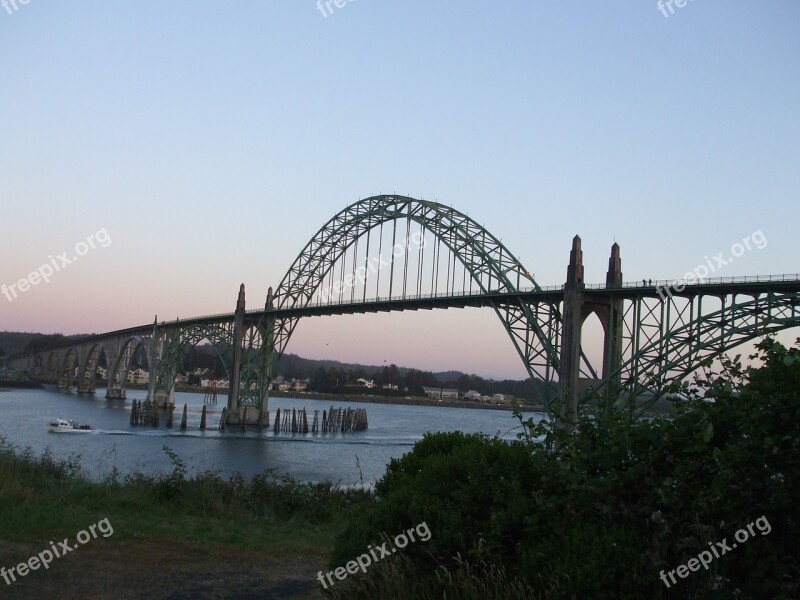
[591,290,800,408]
[153,323,233,405]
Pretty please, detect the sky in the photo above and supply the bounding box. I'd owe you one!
[1,1,799,379]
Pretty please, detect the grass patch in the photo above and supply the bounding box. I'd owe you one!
[0,437,371,558]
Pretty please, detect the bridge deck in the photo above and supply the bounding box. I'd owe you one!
[31,275,799,352]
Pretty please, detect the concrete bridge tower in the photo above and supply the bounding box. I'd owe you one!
[560,238,625,425]
[559,236,584,425]
[227,283,246,415]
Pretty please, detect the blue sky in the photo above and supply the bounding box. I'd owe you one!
[1,1,798,378]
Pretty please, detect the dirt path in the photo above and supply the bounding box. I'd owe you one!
[0,538,326,599]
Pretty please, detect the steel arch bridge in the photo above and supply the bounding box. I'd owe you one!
[10,195,800,424]
[266,196,565,401]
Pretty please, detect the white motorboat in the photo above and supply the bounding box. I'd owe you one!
[48,418,93,433]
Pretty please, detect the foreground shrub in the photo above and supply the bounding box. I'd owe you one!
[329,431,542,576]
[329,338,800,598]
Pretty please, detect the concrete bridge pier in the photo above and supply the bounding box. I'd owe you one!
[105,341,127,399]
[143,319,175,408]
[223,284,273,428]
[225,284,266,426]
[259,286,276,427]
[77,343,99,394]
[560,238,625,426]
[106,381,126,400]
[600,243,624,399]
[78,378,96,394]
[226,284,246,422]
[559,236,584,427]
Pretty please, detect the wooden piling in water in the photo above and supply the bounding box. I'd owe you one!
[266,405,367,435]
[180,403,187,430]
[200,405,207,430]
[219,407,227,431]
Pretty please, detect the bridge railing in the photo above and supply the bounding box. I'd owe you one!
[272,273,800,311]
[583,273,800,291]
[287,284,546,311]
[42,274,799,337]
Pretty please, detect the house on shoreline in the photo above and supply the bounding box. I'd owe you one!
[422,386,459,400]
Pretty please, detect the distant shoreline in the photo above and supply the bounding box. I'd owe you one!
[268,390,546,413]
[0,379,43,389]
[117,383,546,412]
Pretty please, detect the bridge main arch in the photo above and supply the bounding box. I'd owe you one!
[262,195,563,405]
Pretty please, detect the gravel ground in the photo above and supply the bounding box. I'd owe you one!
[0,538,326,600]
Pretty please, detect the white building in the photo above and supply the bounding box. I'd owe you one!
[422,386,439,399]
[422,387,459,400]
[127,368,149,385]
[464,390,482,400]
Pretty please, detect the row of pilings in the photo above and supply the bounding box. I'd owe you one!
[129,399,159,427]
[130,400,209,431]
[318,405,368,433]
[273,406,368,433]
[129,401,366,434]
[274,407,310,433]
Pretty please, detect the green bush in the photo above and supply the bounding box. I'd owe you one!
[330,431,543,574]
[329,338,800,599]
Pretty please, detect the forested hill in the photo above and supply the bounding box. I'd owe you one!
[0,331,88,359]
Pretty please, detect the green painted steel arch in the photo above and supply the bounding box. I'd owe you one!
[270,195,561,401]
[154,324,235,394]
